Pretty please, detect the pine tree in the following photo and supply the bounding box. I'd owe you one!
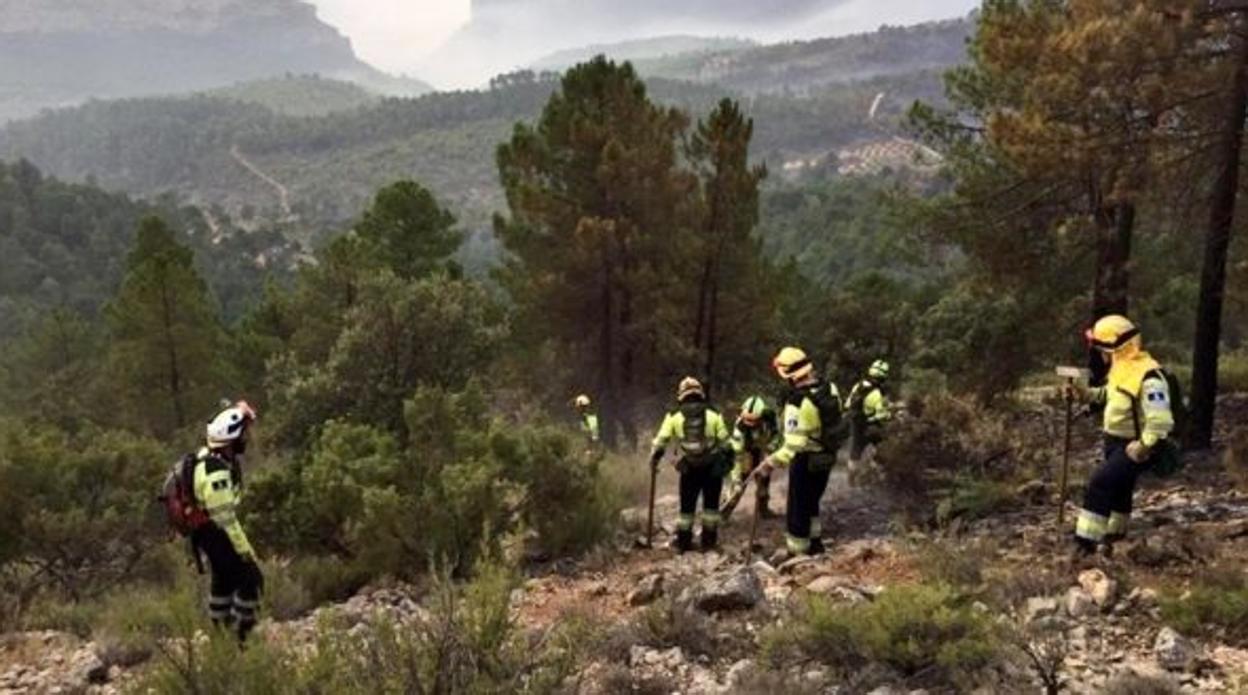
[355,180,462,280]
[105,216,228,438]
[495,56,695,446]
[687,98,772,387]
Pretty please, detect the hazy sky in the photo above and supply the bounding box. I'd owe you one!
[309,0,979,86]
[309,0,470,74]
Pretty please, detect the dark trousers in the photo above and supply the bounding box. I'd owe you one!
[192,524,263,641]
[1077,438,1148,544]
[678,461,725,532]
[850,420,883,460]
[786,455,833,553]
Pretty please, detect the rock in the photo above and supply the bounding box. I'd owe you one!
[679,567,763,613]
[726,659,756,686]
[1066,587,1097,618]
[1078,569,1117,608]
[804,574,850,594]
[69,649,106,686]
[1016,479,1049,505]
[1155,627,1197,672]
[1023,596,1059,623]
[627,573,664,606]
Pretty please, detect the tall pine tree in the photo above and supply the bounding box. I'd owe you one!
[105,216,228,438]
[495,57,695,446]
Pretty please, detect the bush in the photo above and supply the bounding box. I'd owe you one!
[1159,567,1248,643]
[873,395,1044,527]
[911,538,989,589]
[245,383,619,593]
[636,598,718,657]
[762,584,1002,685]
[0,420,172,627]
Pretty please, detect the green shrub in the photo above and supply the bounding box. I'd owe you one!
[1220,351,1248,393]
[873,395,1040,527]
[246,384,618,590]
[762,584,1002,684]
[1159,567,1248,643]
[0,420,173,627]
[911,539,989,589]
[637,597,717,657]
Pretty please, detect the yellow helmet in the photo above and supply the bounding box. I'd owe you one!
[773,346,813,382]
[573,394,592,409]
[677,377,705,402]
[1086,315,1140,353]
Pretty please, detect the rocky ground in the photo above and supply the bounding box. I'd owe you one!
[4,396,1247,694]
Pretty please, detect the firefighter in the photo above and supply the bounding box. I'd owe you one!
[192,401,263,643]
[572,394,601,446]
[754,348,845,557]
[847,359,893,465]
[726,396,781,518]
[1073,315,1176,557]
[649,377,732,552]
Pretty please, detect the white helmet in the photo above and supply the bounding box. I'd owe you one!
[206,401,257,447]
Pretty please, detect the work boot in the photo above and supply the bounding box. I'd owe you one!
[809,538,826,556]
[699,528,719,552]
[674,530,694,554]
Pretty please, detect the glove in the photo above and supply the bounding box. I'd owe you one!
[753,457,775,481]
[649,450,663,471]
[1126,440,1152,464]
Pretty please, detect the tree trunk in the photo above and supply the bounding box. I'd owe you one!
[158,272,185,431]
[598,252,617,449]
[1188,26,1248,450]
[1091,201,1135,320]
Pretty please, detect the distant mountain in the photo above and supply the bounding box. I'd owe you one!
[530,36,757,72]
[0,0,429,123]
[421,0,976,88]
[635,19,972,94]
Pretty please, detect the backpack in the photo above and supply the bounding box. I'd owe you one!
[806,381,845,453]
[1132,369,1188,478]
[678,402,715,465]
[159,454,210,536]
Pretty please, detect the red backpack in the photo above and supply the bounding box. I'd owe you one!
[159,454,210,536]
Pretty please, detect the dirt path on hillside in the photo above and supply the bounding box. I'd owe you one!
[230,144,292,220]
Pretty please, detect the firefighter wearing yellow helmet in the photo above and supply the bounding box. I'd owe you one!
[1073,315,1176,557]
[755,347,846,558]
[648,377,732,552]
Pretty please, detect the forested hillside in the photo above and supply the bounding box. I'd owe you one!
[208,75,380,117]
[0,160,299,338]
[637,18,972,94]
[0,68,945,242]
[0,0,428,123]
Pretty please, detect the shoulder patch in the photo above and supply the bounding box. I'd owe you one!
[1142,380,1169,408]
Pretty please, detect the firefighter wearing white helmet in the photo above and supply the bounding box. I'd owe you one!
[571,394,600,445]
[649,377,732,552]
[192,400,263,643]
[847,359,893,465]
[1072,315,1176,558]
[755,347,846,558]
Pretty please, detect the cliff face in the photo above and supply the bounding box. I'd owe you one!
[0,0,423,122]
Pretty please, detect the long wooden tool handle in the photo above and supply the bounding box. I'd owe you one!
[645,463,658,546]
[1058,378,1074,526]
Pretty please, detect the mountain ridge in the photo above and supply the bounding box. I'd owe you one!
[0,0,429,123]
